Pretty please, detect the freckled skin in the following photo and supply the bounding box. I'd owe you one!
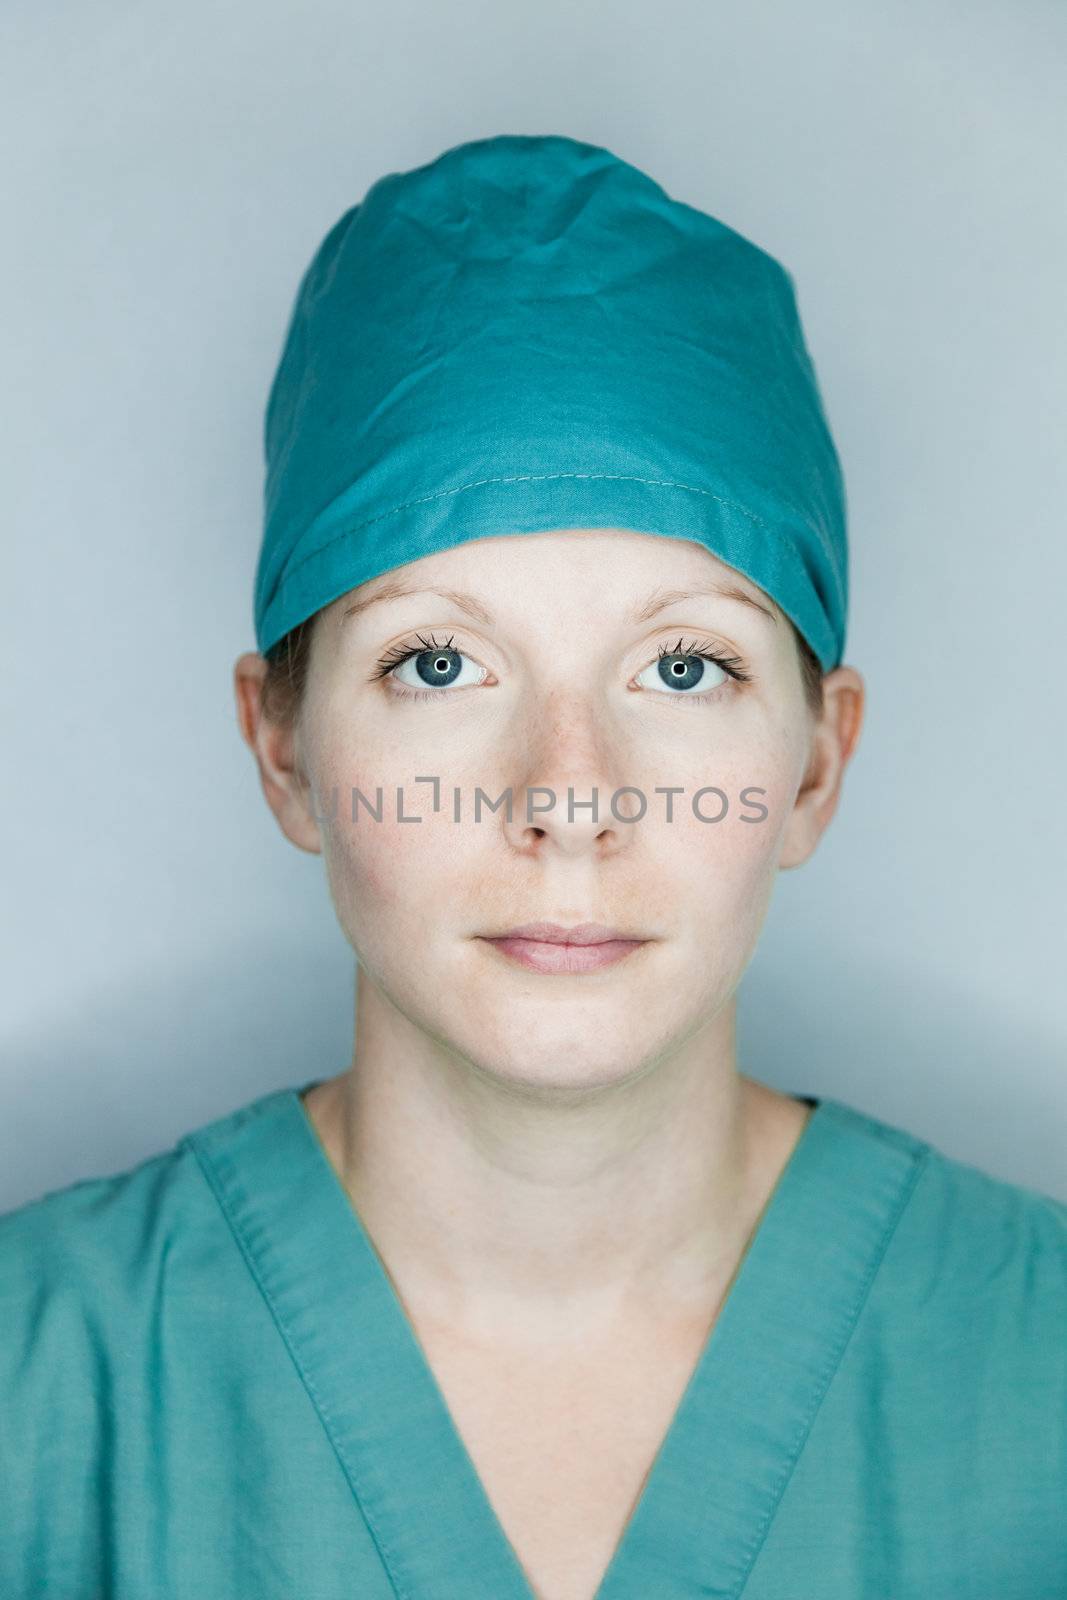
[236,528,863,1099]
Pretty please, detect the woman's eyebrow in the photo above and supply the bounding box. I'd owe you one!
[629,583,778,627]
[341,583,494,626]
[340,578,777,630]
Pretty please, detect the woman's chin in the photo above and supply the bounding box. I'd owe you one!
[451,1015,668,1097]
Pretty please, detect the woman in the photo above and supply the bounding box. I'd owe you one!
[2,133,1065,1600]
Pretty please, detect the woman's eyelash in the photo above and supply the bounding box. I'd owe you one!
[371,632,457,680]
[370,632,753,688]
[658,636,753,684]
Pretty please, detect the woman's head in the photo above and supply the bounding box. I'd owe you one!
[235,528,862,1095]
[238,134,861,1094]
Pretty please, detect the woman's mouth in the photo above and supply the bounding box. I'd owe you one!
[476,922,651,975]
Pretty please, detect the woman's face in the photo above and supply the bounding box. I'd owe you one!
[271,530,846,1092]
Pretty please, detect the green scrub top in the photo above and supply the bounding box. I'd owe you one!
[2,1081,1065,1598]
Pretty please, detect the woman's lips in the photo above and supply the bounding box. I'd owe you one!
[479,934,649,975]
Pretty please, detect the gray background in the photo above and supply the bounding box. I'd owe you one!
[2,0,1064,1212]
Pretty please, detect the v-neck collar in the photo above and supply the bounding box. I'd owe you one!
[186,1083,929,1600]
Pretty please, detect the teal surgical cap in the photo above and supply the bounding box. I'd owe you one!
[255,133,848,672]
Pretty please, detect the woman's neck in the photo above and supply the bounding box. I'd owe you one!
[302,977,811,1342]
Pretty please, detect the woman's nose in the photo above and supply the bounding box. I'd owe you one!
[497,687,640,859]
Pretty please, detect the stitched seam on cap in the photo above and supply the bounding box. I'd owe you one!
[279,471,781,587]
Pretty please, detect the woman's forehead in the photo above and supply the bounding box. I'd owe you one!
[334,529,779,617]
[319,534,783,652]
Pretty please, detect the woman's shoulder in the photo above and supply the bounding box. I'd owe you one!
[0,1085,294,1343]
[826,1092,1067,1227]
[820,1094,1067,1332]
[0,1086,308,1592]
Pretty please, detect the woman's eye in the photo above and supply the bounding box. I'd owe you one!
[390,646,487,692]
[635,651,729,697]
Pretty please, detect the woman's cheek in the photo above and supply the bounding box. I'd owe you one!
[676,742,796,861]
[317,786,459,943]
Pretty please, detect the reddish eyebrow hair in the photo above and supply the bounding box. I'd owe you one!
[341,582,494,626]
[629,583,778,627]
[340,577,778,629]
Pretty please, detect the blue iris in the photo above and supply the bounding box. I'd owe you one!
[657,652,707,691]
[413,647,463,687]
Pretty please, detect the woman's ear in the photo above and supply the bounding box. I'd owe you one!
[233,652,323,856]
[778,666,865,871]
